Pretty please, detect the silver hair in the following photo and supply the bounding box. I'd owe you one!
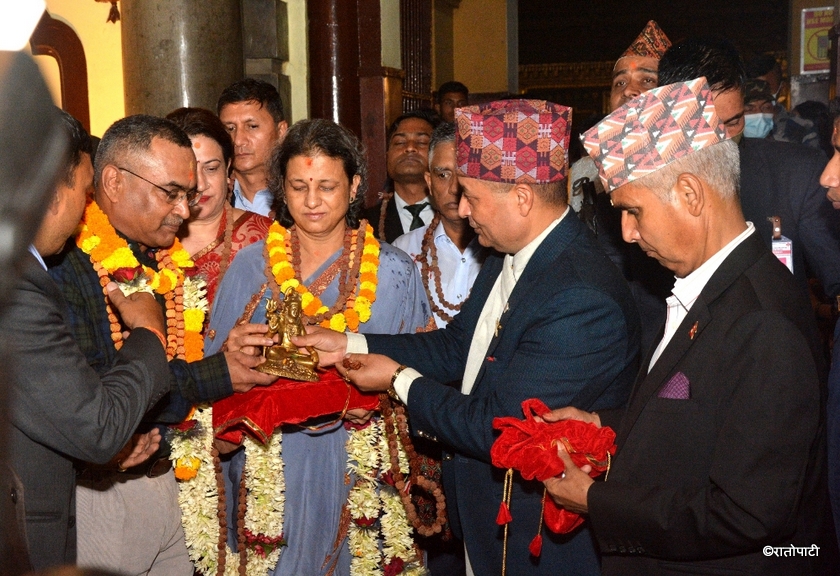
[635,139,740,201]
[428,121,456,166]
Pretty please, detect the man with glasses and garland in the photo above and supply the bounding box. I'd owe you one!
[49,114,276,575]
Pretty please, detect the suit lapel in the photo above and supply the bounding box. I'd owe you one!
[471,216,581,393]
[617,232,768,443]
[385,196,404,243]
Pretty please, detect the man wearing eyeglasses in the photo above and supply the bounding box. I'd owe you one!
[48,114,276,575]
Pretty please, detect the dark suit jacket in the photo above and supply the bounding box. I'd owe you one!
[588,233,832,575]
[739,137,840,297]
[363,195,405,243]
[367,215,641,575]
[1,254,169,569]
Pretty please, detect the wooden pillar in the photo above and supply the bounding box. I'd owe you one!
[308,0,362,137]
[358,0,403,201]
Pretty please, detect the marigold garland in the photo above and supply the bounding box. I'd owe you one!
[265,221,379,332]
[77,200,207,361]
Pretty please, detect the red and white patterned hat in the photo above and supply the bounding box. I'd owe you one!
[581,78,727,192]
[455,99,571,184]
[618,20,671,60]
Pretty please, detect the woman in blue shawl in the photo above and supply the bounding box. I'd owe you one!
[205,118,430,575]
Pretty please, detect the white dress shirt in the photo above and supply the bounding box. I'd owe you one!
[347,207,569,401]
[392,221,487,329]
[231,179,273,218]
[28,245,47,270]
[392,191,434,234]
[648,223,756,371]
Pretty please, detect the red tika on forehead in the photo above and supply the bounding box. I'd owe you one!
[581,78,728,192]
[619,20,672,60]
[454,99,571,185]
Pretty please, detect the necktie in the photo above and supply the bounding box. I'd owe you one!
[404,202,429,231]
[462,258,516,395]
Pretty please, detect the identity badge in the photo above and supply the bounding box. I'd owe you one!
[768,216,793,274]
[772,236,793,274]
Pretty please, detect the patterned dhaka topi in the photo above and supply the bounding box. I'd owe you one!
[581,77,728,192]
[618,20,672,60]
[455,99,571,184]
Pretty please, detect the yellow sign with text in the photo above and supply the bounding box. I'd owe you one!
[802,7,834,74]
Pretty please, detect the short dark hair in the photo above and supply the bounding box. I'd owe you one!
[269,119,368,229]
[57,108,92,188]
[94,115,193,189]
[437,81,469,102]
[658,37,746,94]
[217,78,285,123]
[428,121,456,163]
[166,107,234,166]
[745,53,780,79]
[386,109,441,146]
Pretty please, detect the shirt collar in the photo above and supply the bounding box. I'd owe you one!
[671,222,755,310]
[392,191,430,211]
[28,245,47,270]
[508,206,570,281]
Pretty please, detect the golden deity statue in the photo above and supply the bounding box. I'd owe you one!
[255,288,320,381]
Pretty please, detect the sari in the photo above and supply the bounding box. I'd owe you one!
[206,227,431,576]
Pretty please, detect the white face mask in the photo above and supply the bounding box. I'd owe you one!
[743,113,774,139]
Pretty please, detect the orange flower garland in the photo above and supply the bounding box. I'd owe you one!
[77,201,207,361]
[265,222,379,333]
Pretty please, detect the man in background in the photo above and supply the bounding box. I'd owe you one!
[393,121,487,329]
[218,78,288,217]
[570,19,673,351]
[365,110,440,242]
[435,81,469,123]
[658,37,840,303]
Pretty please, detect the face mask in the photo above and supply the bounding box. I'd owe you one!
[743,113,774,139]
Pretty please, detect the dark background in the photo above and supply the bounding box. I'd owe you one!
[519,0,788,64]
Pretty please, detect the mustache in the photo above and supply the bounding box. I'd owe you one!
[164,215,184,228]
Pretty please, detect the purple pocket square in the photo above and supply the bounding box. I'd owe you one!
[657,372,690,399]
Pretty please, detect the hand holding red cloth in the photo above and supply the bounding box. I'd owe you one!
[212,367,380,444]
[491,398,616,534]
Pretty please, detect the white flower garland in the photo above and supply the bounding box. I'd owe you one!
[346,419,427,576]
[170,407,285,576]
[171,407,219,573]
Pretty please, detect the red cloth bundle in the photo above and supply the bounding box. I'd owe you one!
[491,398,616,534]
[212,367,380,444]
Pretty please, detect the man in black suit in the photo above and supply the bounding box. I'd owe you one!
[544,78,830,575]
[0,110,171,570]
[364,110,439,242]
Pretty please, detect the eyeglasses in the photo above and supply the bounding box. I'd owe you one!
[117,166,202,207]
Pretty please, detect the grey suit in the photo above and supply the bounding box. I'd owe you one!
[1,253,169,570]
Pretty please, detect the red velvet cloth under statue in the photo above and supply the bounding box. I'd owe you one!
[491,398,617,535]
[212,368,380,444]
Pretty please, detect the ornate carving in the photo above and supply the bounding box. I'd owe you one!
[519,61,614,91]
